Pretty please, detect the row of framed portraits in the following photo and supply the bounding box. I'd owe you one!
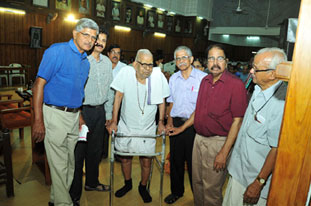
[31,0,198,34]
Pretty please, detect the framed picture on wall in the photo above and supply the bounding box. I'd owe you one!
[175,17,182,33]
[30,27,42,49]
[79,0,90,14]
[157,13,164,29]
[111,1,121,21]
[136,7,145,26]
[184,18,193,34]
[147,10,156,28]
[125,6,133,24]
[95,0,106,18]
[33,0,49,7]
[56,0,71,10]
[166,15,173,32]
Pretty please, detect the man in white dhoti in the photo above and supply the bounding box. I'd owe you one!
[107,49,170,203]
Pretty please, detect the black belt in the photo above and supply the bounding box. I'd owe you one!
[45,104,80,113]
[83,104,104,109]
[174,117,188,122]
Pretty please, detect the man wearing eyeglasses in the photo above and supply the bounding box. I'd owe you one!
[223,48,287,206]
[193,44,248,206]
[69,26,112,205]
[164,46,207,204]
[32,18,98,206]
[107,49,170,203]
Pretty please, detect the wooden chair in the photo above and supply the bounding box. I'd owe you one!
[0,128,14,197]
[0,99,31,139]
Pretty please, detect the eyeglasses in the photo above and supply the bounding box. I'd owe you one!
[110,50,121,55]
[207,56,226,63]
[137,61,153,69]
[175,56,190,62]
[252,64,275,73]
[79,32,97,42]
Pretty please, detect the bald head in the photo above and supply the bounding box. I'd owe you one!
[135,49,153,62]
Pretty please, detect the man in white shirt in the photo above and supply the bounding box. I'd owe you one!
[107,49,170,203]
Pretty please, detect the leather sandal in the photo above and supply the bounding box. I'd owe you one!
[164,194,182,204]
[85,183,110,192]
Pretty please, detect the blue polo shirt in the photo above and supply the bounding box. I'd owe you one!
[37,39,90,108]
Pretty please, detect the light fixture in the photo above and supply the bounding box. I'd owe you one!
[115,25,131,32]
[144,4,153,8]
[0,7,25,15]
[198,16,204,20]
[154,32,166,38]
[222,34,229,38]
[158,8,165,12]
[64,14,79,23]
[168,11,176,15]
[247,36,260,40]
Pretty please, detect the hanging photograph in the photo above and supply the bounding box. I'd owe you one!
[166,15,173,31]
[147,10,156,28]
[30,27,42,49]
[96,0,106,18]
[33,0,49,7]
[136,7,145,26]
[55,0,71,10]
[157,14,165,29]
[175,17,182,33]
[111,1,121,21]
[125,6,133,24]
[184,18,193,34]
[79,0,90,14]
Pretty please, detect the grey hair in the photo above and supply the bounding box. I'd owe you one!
[174,46,192,59]
[75,18,99,35]
[256,47,287,70]
[135,49,153,61]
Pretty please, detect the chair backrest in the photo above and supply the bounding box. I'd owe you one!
[9,63,22,74]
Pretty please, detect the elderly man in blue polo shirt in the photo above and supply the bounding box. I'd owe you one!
[32,18,99,206]
[165,46,207,204]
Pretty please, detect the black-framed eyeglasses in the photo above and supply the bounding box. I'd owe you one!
[79,32,97,42]
[252,64,275,73]
[137,61,153,69]
[207,56,226,63]
[175,56,190,62]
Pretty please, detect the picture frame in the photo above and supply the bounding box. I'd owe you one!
[166,15,174,32]
[124,6,133,24]
[157,13,165,29]
[111,1,121,21]
[136,7,145,26]
[184,18,194,34]
[33,0,49,7]
[174,16,183,33]
[147,10,156,28]
[95,0,106,18]
[30,27,42,49]
[55,0,71,11]
[79,0,90,14]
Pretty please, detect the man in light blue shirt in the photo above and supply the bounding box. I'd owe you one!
[223,47,288,206]
[165,46,207,204]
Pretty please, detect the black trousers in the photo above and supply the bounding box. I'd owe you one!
[169,117,195,196]
[70,105,106,201]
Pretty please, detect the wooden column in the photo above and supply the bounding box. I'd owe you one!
[268,0,311,205]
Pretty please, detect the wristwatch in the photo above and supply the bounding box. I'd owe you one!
[256,176,266,185]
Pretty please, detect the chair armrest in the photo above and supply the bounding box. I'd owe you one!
[0,106,31,114]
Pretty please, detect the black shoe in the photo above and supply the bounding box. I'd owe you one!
[115,179,132,197]
[138,182,152,203]
[48,202,54,206]
[164,194,182,204]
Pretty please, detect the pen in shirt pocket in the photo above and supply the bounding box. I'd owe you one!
[191,86,194,91]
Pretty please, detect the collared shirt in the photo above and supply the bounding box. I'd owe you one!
[83,54,114,120]
[110,66,170,153]
[167,68,207,119]
[194,70,247,137]
[112,61,127,78]
[228,81,287,199]
[37,39,90,108]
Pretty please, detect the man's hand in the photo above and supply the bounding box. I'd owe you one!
[79,113,85,129]
[157,121,165,135]
[105,119,112,126]
[213,150,227,172]
[243,180,263,204]
[167,126,185,136]
[107,121,118,135]
[32,120,45,143]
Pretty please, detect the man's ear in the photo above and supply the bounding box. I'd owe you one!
[190,56,194,64]
[73,30,78,40]
[132,61,137,69]
[270,69,277,80]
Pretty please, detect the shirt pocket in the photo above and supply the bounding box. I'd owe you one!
[189,90,199,104]
[246,119,268,145]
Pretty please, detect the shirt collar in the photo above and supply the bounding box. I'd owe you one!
[69,39,88,59]
[176,67,196,79]
[254,80,283,101]
[205,70,229,83]
[87,53,103,62]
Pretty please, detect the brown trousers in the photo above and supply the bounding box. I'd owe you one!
[192,134,228,206]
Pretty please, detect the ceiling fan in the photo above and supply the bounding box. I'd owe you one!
[233,0,248,15]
